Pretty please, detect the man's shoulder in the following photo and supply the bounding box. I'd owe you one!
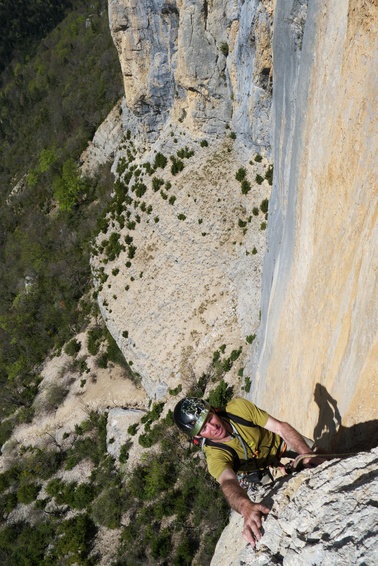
[224,397,269,427]
[225,397,256,413]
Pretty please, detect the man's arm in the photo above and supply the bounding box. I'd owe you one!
[264,416,324,466]
[218,468,270,546]
[264,416,312,454]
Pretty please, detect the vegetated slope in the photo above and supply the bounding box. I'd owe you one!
[92,128,272,399]
[0,0,123,431]
[0,1,276,564]
[0,3,263,564]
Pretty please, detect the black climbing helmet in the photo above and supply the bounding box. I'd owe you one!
[173,398,211,437]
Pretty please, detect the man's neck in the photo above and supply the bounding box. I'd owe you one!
[219,418,233,441]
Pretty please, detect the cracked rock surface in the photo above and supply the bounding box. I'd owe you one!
[211,448,378,565]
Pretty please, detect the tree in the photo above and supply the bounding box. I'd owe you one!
[53,158,89,211]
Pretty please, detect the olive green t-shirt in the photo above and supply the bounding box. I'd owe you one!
[203,398,282,482]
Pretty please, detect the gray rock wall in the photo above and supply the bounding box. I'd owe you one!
[108,0,273,152]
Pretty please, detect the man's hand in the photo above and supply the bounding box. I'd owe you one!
[297,453,328,468]
[219,468,271,546]
[241,501,270,546]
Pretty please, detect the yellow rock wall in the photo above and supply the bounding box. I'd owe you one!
[252,0,378,446]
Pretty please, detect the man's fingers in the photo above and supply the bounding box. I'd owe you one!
[256,503,270,515]
[242,525,256,545]
[242,523,261,545]
[242,509,268,545]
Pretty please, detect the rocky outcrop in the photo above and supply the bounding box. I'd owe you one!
[106,407,145,461]
[108,0,273,151]
[80,100,123,177]
[211,448,378,565]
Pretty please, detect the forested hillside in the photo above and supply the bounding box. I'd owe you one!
[0,0,122,443]
[0,0,73,74]
[0,2,232,564]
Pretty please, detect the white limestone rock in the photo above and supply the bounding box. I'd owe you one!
[80,100,123,177]
[106,407,145,460]
[211,448,378,565]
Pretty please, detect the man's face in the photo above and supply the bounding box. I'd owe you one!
[197,412,229,440]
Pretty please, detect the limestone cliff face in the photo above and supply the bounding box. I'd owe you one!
[92,0,274,398]
[100,0,377,418]
[108,0,273,150]
[249,0,378,442]
[211,448,378,565]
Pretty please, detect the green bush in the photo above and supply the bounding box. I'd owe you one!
[87,326,104,355]
[53,158,90,211]
[150,528,171,559]
[241,179,251,194]
[17,482,41,504]
[22,448,64,480]
[177,146,194,159]
[103,232,125,261]
[229,348,242,362]
[91,486,123,528]
[256,173,264,185]
[64,338,81,356]
[243,376,252,393]
[134,182,147,198]
[152,176,164,192]
[208,380,234,407]
[44,383,69,412]
[170,156,184,175]
[260,198,269,213]
[0,520,55,565]
[0,419,15,449]
[153,152,167,169]
[220,42,229,57]
[169,384,182,396]
[127,423,138,436]
[246,334,256,345]
[265,164,274,185]
[235,167,246,182]
[119,440,133,464]
[52,513,96,563]
[0,491,18,516]
[141,402,165,426]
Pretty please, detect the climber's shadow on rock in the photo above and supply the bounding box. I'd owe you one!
[313,383,378,453]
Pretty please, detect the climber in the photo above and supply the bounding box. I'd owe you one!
[173,396,325,547]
